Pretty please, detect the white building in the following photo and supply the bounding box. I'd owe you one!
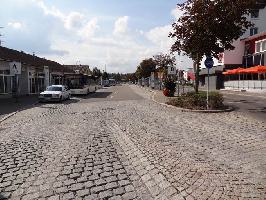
[0,46,72,97]
[200,1,266,90]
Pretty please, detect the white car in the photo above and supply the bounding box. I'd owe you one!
[39,85,71,102]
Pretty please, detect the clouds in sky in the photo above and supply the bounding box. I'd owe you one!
[2,0,192,73]
[7,22,23,29]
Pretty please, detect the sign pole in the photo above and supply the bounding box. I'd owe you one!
[204,56,214,110]
[177,70,180,96]
[207,68,209,110]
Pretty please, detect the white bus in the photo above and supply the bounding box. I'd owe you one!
[64,74,98,95]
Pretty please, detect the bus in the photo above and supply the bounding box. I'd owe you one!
[64,74,98,95]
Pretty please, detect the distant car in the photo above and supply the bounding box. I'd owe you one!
[103,80,110,87]
[39,85,71,102]
[109,79,116,86]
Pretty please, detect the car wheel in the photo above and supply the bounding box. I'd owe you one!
[59,96,62,102]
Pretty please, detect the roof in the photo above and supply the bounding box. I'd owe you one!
[0,46,72,72]
[241,31,266,42]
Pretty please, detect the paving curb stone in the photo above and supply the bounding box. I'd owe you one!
[152,92,234,113]
[136,85,235,113]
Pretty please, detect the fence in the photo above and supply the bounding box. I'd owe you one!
[224,80,266,90]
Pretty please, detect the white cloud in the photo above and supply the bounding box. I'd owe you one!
[171,7,184,20]
[64,12,84,30]
[113,16,129,36]
[10,0,192,73]
[7,22,23,29]
[146,25,174,53]
[78,18,99,39]
[35,0,64,20]
[35,0,84,30]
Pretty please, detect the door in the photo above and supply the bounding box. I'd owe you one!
[29,78,36,94]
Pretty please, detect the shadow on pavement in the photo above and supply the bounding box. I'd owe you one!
[0,193,7,200]
[0,95,38,119]
[74,92,113,99]
[37,99,80,105]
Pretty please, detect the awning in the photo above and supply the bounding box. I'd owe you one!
[222,67,245,75]
[223,66,266,75]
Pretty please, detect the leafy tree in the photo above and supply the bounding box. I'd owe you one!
[102,72,109,80]
[169,0,256,92]
[153,53,176,74]
[92,67,102,77]
[135,58,156,78]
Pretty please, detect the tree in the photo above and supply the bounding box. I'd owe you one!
[102,72,109,80]
[169,0,256,92]
[92,67,102,77]
[153,53,176,73]
[135,58,156,78]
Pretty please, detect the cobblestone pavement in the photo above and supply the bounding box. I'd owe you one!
[0,85,265,200]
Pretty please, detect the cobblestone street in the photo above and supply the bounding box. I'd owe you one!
[0,85,265,200]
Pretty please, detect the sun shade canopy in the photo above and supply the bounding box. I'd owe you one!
[222,67,245,75]
[223,66,266,75]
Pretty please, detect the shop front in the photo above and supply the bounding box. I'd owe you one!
[28,67,46,94]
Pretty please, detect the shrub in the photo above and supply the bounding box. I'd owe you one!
[167,91,224,110]
[163,80,176,96]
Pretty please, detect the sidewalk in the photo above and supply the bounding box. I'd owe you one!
[0,95,38,121]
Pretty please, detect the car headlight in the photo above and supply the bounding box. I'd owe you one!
[53,94,60,97]
[39,94,44,97]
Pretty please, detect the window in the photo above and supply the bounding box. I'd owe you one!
[256,42,261,53]
[262,40,266,52]
[250,27,258,36]
[255,39,266,53]
[251,9,259,18]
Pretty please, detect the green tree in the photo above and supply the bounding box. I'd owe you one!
[169,0,256,93]
[92,67,102,77]
[153,53,176,74]
[102,72,109,80]
[135,58,156,78]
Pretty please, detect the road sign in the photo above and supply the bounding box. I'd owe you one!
[9,62,21,75]
[168,66,176,75]
[204,57,214,69]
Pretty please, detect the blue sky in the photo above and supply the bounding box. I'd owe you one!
[0,0,191,73]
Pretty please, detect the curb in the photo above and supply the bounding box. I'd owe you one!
[151,91,234,113]
[0,101,39,124]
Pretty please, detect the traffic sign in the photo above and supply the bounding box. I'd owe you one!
[9,62,21,75]
[168,66,176,75]
[204,56,214,69]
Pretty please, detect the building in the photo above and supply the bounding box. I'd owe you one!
[0,46,73,97]
[200,1,266,90]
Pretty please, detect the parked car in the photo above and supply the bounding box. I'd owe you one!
[103,80,110,87]
[39,85,71,102]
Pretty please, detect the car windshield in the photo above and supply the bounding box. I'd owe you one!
[46,86,62,91]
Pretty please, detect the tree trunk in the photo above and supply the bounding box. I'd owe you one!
[193,54,200,93]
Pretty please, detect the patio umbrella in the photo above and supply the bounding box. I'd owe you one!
[223,68,245,89]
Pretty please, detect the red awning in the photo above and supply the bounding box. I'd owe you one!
[222,67,245,75]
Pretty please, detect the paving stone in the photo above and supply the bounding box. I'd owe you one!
[99,190,113,199]
[76,188,90,197]
[0,85,265,200]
